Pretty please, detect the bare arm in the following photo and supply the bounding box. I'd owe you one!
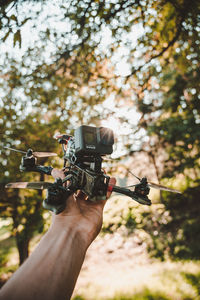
[0,169,116,300]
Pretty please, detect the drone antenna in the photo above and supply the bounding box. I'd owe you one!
[4,146,26,154]
[128,170,141,182]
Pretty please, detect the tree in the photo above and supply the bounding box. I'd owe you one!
[1,0,200,265]
[0,105,62,264]
[129,0,200,181]
[0,3,115,263]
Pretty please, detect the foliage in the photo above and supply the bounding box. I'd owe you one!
[73,290,171,300]
[1,213,200,298]
[103,185,200,261]
[0,83,66,264]
[1,0,200,172]
[71,259,200,299]
[130,0,200,180]
[159,184,200,259]
[1,0,200,268]
[182,271,200,296]
[0,0,116,265]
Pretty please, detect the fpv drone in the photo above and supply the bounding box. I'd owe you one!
[5,125,181,214]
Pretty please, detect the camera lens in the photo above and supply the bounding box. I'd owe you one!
[99,127,114,146]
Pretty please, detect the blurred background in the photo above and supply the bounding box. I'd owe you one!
[0,0,200,299]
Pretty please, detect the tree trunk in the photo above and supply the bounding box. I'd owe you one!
[149,151,164,202]
[12,173,44,265]
[16,235,30,265]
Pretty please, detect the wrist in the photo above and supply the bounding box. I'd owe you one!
[50,214,96,249]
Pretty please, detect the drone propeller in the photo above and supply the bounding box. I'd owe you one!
[126,171,181,194]
[4,147,57,158]
[128,170,141,181]
[5,181,53,190]
[4,147,26,154]
[31,151,57,158]
[147,182,181,194]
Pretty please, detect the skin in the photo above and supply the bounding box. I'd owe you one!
[0,169,116,300]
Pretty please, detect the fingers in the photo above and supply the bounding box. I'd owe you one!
[51,169,116,202]
[75,190,88,201]
[96,177,116,209]
[76,177,116,202]
[51,168,65,180]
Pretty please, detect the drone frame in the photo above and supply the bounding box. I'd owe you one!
[4,140,181,214]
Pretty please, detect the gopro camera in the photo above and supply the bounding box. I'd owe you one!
[74,125,114,156]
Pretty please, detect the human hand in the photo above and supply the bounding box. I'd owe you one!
[51,168,116,245]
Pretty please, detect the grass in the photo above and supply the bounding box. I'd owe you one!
[0,219,17,266]
[1,217,200,299]
[182,271,200,296]
[0,218,19,287]
[71,260,200,300]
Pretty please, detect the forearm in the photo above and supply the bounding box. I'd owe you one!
[0,217,89,300]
